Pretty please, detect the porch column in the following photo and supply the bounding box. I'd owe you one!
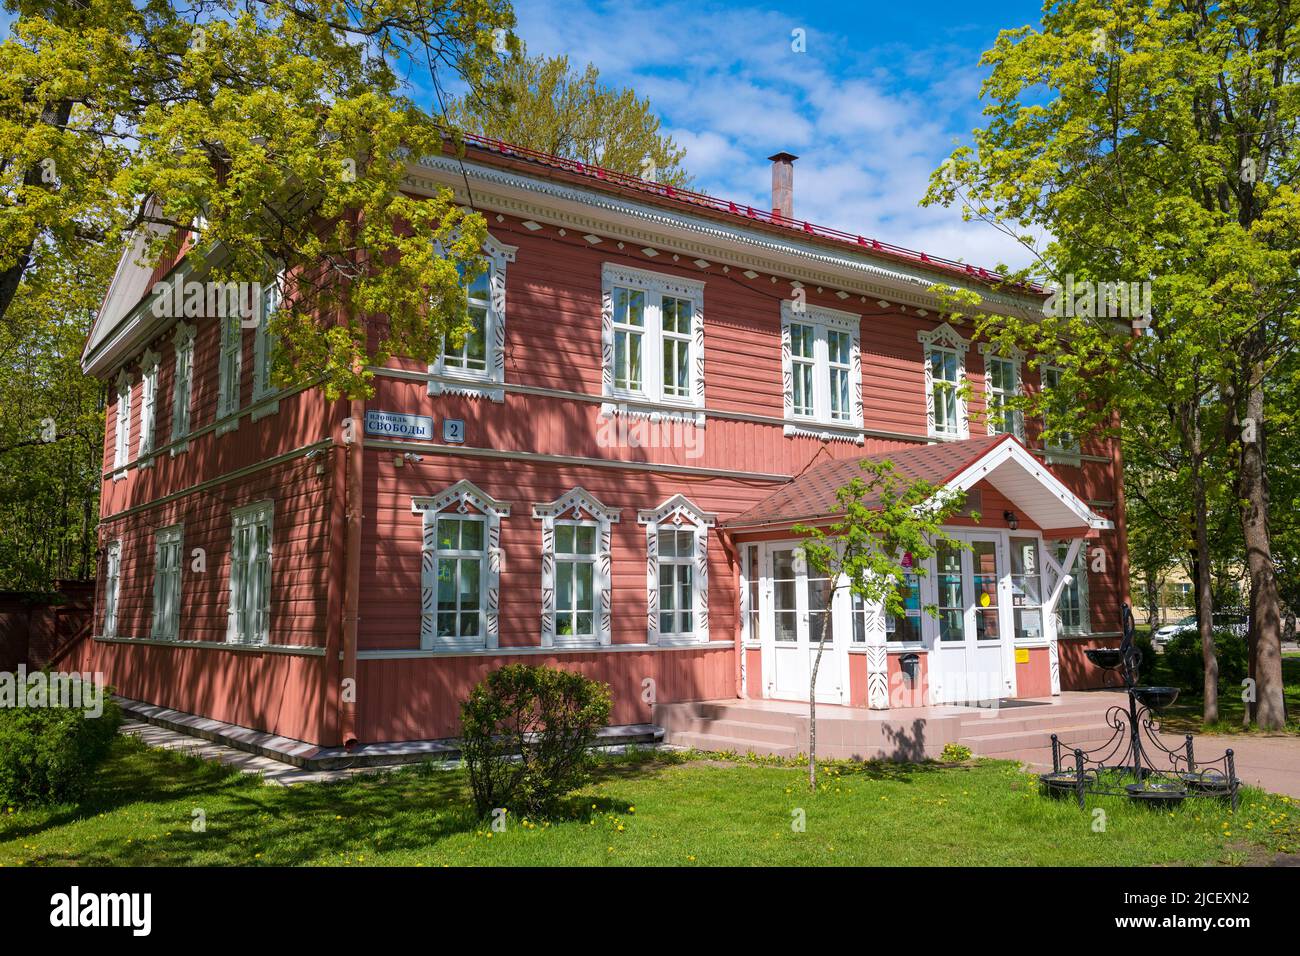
[862,595,889,710]
[1041,537,1084,697]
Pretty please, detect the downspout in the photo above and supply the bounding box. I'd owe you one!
[340,391,364,750]
[717,530,743,700]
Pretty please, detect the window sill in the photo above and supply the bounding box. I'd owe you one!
[600,398,705,427]
[169,441,190,457]
[1044,447,1083,467]
[215,416,239,436]
[783,419,864,444]
[927,430,967,443]
[251,397,280,421]
[94,634,324,656]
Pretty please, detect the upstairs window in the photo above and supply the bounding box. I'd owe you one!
[152,524,183,640]
[1040,364,1081,460]
[227,501,272,645]
[980,345,1024,439]
[780,301,863,437]
[252,273,282,417]
[601,264,705,413]
[171,322,195,445]
[638,495,714,645]
[139,350,159,460]
[112,370,132,476]
[918,322,970,440]
[428,234,516,403]
[216,313,242,431]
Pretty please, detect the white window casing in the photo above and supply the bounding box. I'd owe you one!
[637,495,715,645]
[1040,363,1082,463]
[412,481,511,651]
[151,524,183,640]
[534,487,621,648]
[112,369,132,478]
[779,300,864,442]
[227,500,273,645]
[138,349,160,464]
[170,322,195,450]
[428,233,517,403]
[600,263,706,426]
[102,539,122,638]
[978,343,1025,440]
[216,313,242,434]
[252,272,283,420]
[918,322,971,441]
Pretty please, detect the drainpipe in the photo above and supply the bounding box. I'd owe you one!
[339,391,364,751]
[717,531,743,699]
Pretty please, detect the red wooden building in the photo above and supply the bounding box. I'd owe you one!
[75,138,1128,748]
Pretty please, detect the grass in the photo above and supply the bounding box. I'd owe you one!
[2,736,1298,867]
[1147,651,1300,736]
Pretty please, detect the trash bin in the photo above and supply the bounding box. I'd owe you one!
[900,653,920,687]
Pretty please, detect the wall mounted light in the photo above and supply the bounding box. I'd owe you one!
[1003,510,1019,531]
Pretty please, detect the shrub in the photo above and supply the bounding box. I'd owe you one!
[940,742,972,763]
[460,664,612,818]
[1164,629,1248,694]
[0,689,122,806]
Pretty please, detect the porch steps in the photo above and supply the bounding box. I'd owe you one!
[958,721,1117,757]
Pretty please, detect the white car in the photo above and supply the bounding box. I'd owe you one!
[1153,614,1197,646]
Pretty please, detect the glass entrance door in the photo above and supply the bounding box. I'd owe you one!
[930,534,1008,703]
[765,545,846,703]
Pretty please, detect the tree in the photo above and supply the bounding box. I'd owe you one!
[444,46,691,187]
[924,0,1300,728]
[796,459,966,791]
[2,0,519,399]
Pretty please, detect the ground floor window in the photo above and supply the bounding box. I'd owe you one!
[434,515,485,644]
[554,521,598,640]
[1010,536,1044,642]
[535,487,620,648]
[639,495,714,645]
[1055,540,1091,635]
[102,540,122,638]
[228,501,272,645]
[152,524,183,640]
[657,528,694,636]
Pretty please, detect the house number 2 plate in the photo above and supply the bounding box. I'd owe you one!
[443,418,465,444]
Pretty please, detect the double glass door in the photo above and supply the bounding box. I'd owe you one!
[764,546,847,704]
[930,534,1009,704]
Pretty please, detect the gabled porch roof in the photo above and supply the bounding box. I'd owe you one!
[720,434,1113,535]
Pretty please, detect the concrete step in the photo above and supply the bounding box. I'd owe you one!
[957,708,1115,736]
[669,717,800,746]
[688,702,809,728]
[961,721,1118,755]
[669,731,799,758]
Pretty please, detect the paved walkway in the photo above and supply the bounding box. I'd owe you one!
[120,721,391,786]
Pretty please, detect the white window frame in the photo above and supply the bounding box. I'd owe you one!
[918,322,970,441]
[138,349,160,464]
[780,300,864,441]
[102,539,122,638]
[638,495,715,646]
[1039,363,1082,463]
[428,234,517,403]
[227,500,273,645]
[170,321,195,450]
[151,524,183,640]
[252,271,283,420]
[534,487,620,648]
[412,481,510,651]
[216,312,242,434]
[112,369,132,478]
[600,263,706,424]
[1054,539,1092,636]
[979,343,1025,440]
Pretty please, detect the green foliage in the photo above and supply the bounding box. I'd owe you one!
[459,663,612,819]
[0,693,122,806]
[940,742,973,763]
[795,457,967,624]
[445,44,691,187]
[1165,630,1249,695]
[1,0,518,399]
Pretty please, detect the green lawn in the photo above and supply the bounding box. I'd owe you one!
[2,736,1298,866]
[1150,653,1300,736]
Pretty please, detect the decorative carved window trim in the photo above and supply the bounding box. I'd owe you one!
[533,487,621,648]
[918,321,970,441]
[637,495,715,645]
[428,233,517,403]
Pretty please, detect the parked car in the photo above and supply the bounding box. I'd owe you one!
[1152,611,1248,647]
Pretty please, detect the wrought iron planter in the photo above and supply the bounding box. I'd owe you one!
[1038,605,1239,810]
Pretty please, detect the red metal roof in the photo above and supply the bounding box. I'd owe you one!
[721,434,1015,529]
[455,132,1041,294]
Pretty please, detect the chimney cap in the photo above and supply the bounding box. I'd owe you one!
[767,151,799,163]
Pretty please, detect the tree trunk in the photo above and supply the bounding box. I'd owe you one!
[807,579,835,791]
[1239,369,1285,729]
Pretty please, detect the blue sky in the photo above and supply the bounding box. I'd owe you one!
[485,0,1048,270]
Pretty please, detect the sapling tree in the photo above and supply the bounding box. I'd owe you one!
[795,458,968,791]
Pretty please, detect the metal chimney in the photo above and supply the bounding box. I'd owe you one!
[768,152,798,222]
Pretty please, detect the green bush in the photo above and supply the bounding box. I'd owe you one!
[0,690,122,806]
[1164,629,1248,694]
[460,664,612,819]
